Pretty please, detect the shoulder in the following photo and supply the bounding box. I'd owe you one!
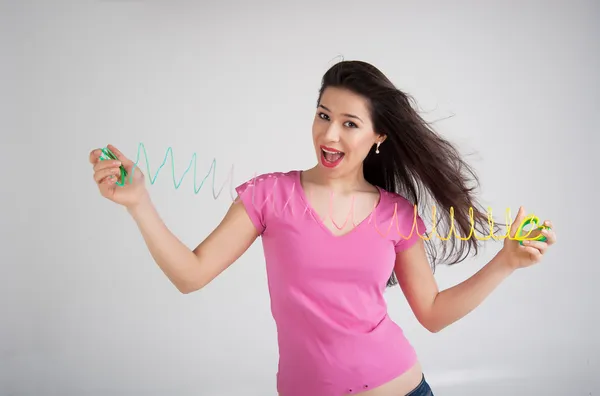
[379,189,418,216]
[377,189,427,250]
[235,170,298,196]
[233,170,299,235]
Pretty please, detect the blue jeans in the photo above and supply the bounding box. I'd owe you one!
[406,374,433,396]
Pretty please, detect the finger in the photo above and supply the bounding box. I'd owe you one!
[89,148,102,164]
[520,245,543,262]
[99,174,117,188]
[541,225,556,245]
[97,175,118,197]
[523,227,544,241]
[107,145,139,176]
[94,158,122,172]
[542,219,556,240]
[106,144,134,167]
[522,240,548,253]
[94,167,122,184]
[509,206,527,238]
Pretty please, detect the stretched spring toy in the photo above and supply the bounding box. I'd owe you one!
[514,215,551,246]
[98,146,128,186]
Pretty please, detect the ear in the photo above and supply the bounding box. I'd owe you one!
[378,134,387,144]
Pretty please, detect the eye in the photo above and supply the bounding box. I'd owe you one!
[317,112,358,128]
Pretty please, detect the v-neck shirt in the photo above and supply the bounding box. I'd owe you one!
[235,170,426,396]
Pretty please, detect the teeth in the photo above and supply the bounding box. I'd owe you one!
[323,148,343,154]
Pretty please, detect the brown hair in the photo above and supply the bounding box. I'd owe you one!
[317,60,502,287]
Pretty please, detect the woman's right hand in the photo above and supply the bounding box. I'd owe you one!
[89,144,148,208]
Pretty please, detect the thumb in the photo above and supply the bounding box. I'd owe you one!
[509,206,526,238]
[107,144,135,172]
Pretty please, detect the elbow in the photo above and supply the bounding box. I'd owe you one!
[178,281,206,294]
[174,266,210,294]
[178,285,196,294]
[426,324,443,333]
[176,279,205,294]
[420,317,445,333]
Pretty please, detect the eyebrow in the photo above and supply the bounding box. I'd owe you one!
[319,104,363,123]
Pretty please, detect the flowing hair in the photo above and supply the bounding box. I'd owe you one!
[317,60,502,287]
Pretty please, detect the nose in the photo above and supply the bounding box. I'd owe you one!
[323,123,342,142]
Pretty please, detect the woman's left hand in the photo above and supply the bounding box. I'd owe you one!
[501,206,557,270]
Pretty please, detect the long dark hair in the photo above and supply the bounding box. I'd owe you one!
[317,59,503,287]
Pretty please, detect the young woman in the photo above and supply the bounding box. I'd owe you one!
[89,60,556,396]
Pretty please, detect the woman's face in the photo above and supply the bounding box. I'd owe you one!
[312,86,385,177]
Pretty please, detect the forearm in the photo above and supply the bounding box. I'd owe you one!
[127,196,199,293]
[427,251,515,332]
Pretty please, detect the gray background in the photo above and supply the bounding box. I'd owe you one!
[2,0,598,395]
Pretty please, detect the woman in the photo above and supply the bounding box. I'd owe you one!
[89,60,556,396]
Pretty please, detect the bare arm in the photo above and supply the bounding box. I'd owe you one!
[394,239,514,333]
[127,194,259,294]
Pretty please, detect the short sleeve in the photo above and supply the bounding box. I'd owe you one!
[392,197,427,253]
[234,173,274,235]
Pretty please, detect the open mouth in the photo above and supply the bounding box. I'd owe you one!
[320,146,345,168]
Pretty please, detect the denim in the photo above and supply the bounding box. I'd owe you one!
[405,374,434,396]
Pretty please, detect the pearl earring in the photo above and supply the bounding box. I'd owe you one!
[375,142,381,154]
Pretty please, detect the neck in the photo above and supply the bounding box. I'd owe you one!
[304,165,369,193]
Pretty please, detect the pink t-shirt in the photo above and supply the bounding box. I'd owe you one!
[235,170,427,396]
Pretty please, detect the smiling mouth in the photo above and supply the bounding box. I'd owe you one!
[321,147,345,167]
